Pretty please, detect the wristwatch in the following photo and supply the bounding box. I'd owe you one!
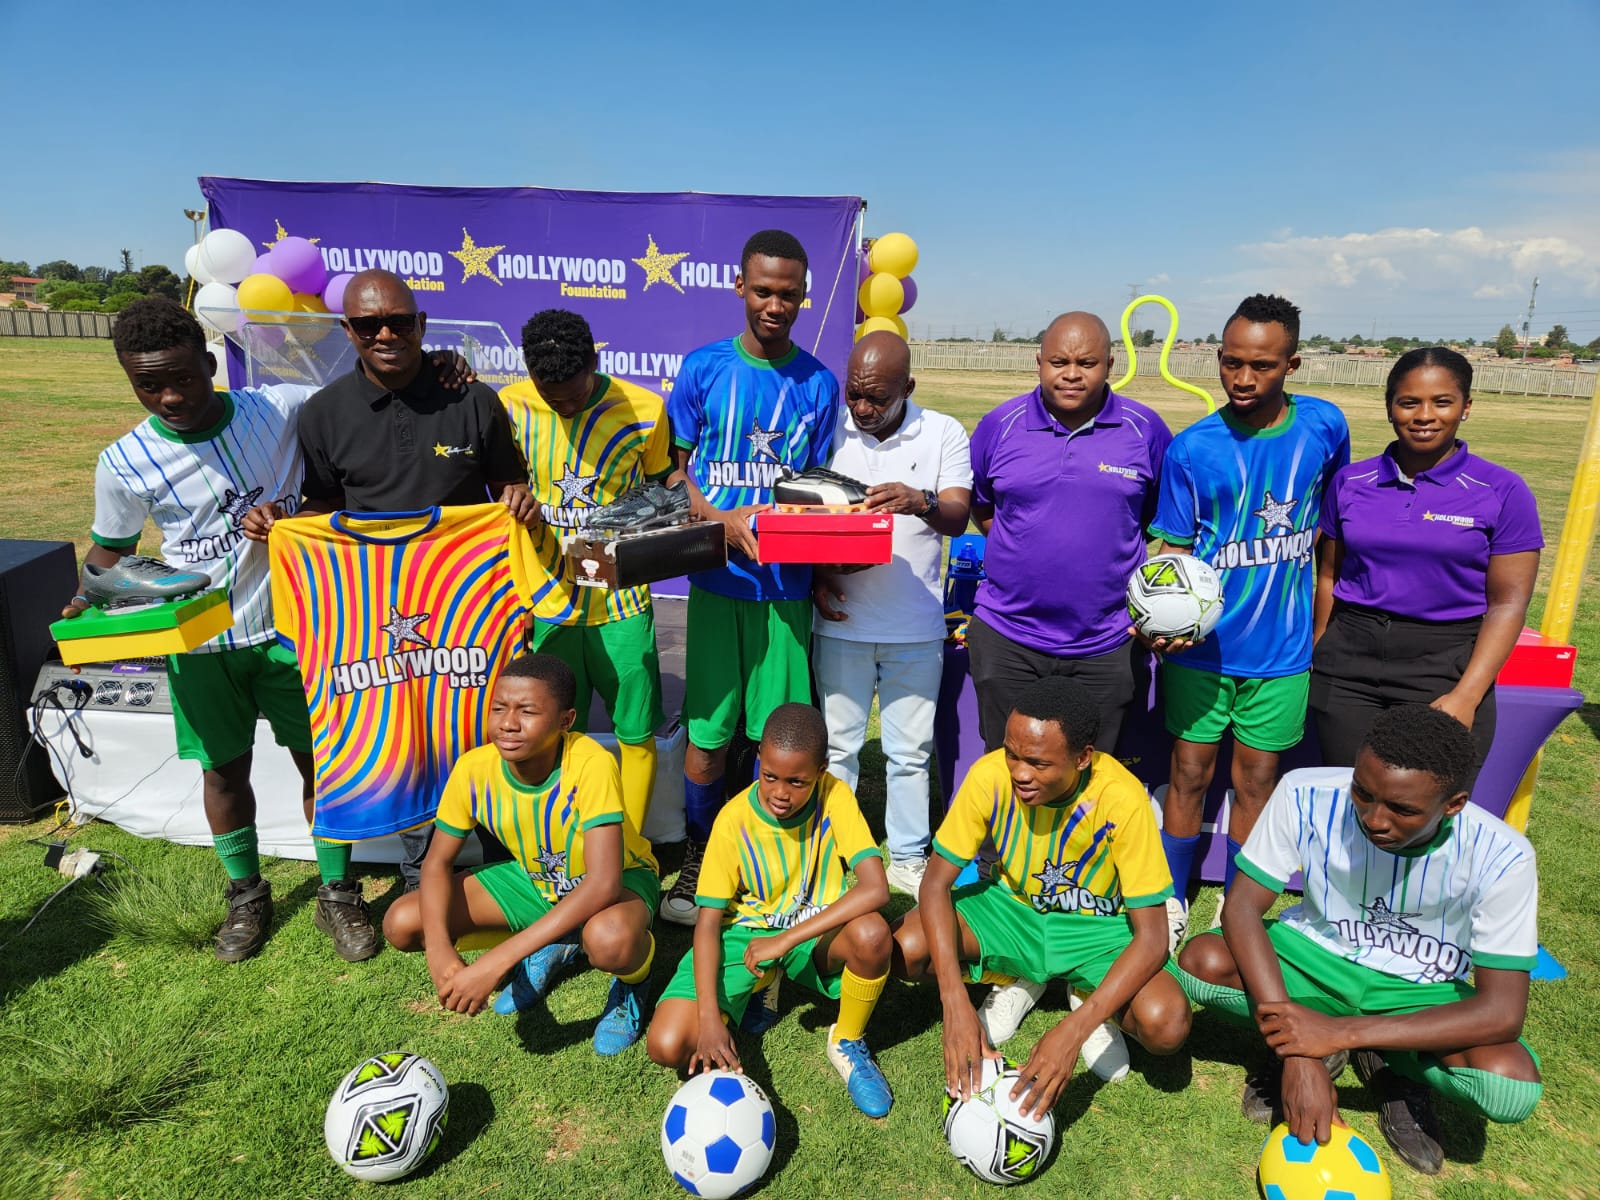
[918,488,938,519]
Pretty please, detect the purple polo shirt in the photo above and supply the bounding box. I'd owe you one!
[1320,441,1543,620]
[971,387,1172,656]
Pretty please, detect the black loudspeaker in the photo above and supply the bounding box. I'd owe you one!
[0,540,77,822]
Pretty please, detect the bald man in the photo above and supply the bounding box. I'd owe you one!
[812,332,972,895]
[964,312,1174,1045]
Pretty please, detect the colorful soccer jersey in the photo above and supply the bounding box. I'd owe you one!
[933,750,1173,916]
[91,385,314,651]
[695,775,881,929]
[434,734,657,902]
[1238,766,1539,983]
[268,504,538,840]
[1149,395,1350,677]
[666,337,839,601]
[500,373,672,626]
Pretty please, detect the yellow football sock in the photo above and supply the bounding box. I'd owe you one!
[832,969,888,1043]
[617,933,655,986]
[978,969,1016,986]
[618,739,658,835]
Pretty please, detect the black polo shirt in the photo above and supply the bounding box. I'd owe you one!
[298,363,525,513]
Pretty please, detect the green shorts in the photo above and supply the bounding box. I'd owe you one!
[530,609,665,744]
[684,587,812,749]
[660,921,841,1023]
[955,879,1155,989]
[168,642,312,769]
[470,861,660,931]
[1161,662,1309,751]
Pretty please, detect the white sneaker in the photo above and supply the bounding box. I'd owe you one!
[884,856,927,896]
[977,978,1046,1046]
[1166,895,1189,955]
[1069,991,1130,1082]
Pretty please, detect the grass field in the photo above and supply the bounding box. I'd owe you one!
[0,339,1596,1200]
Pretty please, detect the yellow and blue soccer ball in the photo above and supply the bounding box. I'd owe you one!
[1258,1122,1391,1200]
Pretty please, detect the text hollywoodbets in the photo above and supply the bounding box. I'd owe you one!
[329,645,491,697]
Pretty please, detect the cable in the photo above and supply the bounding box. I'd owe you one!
[0,874,85,955]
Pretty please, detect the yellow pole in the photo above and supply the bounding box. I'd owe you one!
[1501,367,1600,832]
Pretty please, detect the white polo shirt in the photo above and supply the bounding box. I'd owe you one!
[815,399,973,644]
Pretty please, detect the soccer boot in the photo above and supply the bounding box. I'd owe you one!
[740,970,782,1034]
[884,856,928,897]
[1166,895,1190,954]
[1354,1049,1444,1174]
[1068,990,1130,1083]
[213,876,273,963]
[977,977,1046,1046]
[658,839,706,926]
[592,976,646,1056]
[81,555,211,608]
[584,479,691,535]
[826,1024,894,1118]
[493,936,583,1014]
[1241,1050,1352,1123]
[772,465,869,509]
[312,879,382,962]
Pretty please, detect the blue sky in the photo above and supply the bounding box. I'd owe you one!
[5,0,1598,343]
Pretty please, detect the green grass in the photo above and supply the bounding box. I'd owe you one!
[1,340,1597,1199]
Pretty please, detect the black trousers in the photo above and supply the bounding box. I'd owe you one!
[397,825,513,891]
[1309,602,1494,780]
[966,616,1136,754]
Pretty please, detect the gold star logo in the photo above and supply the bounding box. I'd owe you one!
[449,228,505,286]
[260,219,320,250]
[631,234,689,293]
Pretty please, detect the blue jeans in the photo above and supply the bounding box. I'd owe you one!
[813,635,943,862]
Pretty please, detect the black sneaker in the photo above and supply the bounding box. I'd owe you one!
[1354,1049,1444,1174]
[585,480,691,535]
[658,839,705,927]
[82,556,211,608]
[313,879,382,962]
[772,466,869,508]
[1241,1051,1350,1123]
[214,876,273,963]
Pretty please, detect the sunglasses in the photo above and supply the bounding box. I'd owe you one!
[343,313,419,340]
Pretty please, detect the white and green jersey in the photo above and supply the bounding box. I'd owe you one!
[91,385,313,652]
[1237,766,1538,984]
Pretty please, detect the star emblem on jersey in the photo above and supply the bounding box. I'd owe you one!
[1361,897,1422,935]
[554,465,600,506]
[746,422,783,463]
[433,443,471,458]
[536,849,568,875]
[1253,490,1299,531]
[1032,858,1073,893]
[449,227,505,285]
[219,486,264,528]
[631,234,688,293]
[379,608,432,648]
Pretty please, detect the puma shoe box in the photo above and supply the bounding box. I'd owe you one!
[561,522,726,591]
[756,511,894,565]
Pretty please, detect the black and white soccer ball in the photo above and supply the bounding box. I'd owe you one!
[1126,553,1224,641]
[942,1058,1057,1185]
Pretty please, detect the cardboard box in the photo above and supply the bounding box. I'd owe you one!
[756,510,894,565]
[50,590,234,666]
[561,522,726,591]
[1496,627,1577,688]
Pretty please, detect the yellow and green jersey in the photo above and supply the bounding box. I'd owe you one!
[696,775,881,929]
[934,751,1173,916]
[499,374,672,626]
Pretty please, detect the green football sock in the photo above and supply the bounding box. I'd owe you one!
[313,838,352,886]
[213,825,260,882]
[1389,1052,1544,1124]
[1169,963,1254,1025]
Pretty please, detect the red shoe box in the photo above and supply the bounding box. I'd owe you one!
[1496,627,1577,688]
[756,510,894,565]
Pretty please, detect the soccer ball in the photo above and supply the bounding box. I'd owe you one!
[942,1058,1057,1185]
[1257,1122,1391,1200]
[660,1069,776,1198]
[323,1052,449,1182]
[1126,553,1224,641]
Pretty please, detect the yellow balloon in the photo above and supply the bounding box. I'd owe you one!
[858,273,905,319]
[868,232,918,278]
[856,315,907,341]
[236,273,294,323]
[287,292,333,342]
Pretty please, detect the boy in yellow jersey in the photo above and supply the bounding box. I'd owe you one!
[645,703,895,1117]
[499,309,673,834]
[891,678,1191,1118]
[382,653,659,1055]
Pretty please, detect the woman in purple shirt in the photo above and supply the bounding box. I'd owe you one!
[1310,347,1542,774]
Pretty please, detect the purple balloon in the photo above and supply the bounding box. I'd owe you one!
[251,250,276,277]
[271,236,327,294]
[858,252,873,284]
[900,276,918,314]
[855,302,866,324]
[322,273,355,314]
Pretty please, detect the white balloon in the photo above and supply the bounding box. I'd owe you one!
[183,243,211,285]
[194,281,242,334]
[197,228,257,285]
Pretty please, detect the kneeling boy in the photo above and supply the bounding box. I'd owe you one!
[893,677,1190,1119]
[384,654,659,1056]
[646,703,894,1117]
[1175,704,1542,1175]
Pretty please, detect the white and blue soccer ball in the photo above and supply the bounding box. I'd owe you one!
[660,1069,776,1198]
[942,1058,1057,1186]
[323,1052,449,1182]
[1126,552,1225,642]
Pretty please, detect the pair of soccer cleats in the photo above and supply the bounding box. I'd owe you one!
[79,556,211,610]
[739,971,892,1119]
[492,937,646,1056]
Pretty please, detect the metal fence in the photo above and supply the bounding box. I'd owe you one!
[909,342,1599,399]
[0,309,118,338]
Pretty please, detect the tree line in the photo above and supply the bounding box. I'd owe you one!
[1,253,186,313]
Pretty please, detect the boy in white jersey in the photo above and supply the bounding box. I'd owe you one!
[1175,705,1542,1176]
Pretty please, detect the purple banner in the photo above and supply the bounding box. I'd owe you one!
[198,177,863,392]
